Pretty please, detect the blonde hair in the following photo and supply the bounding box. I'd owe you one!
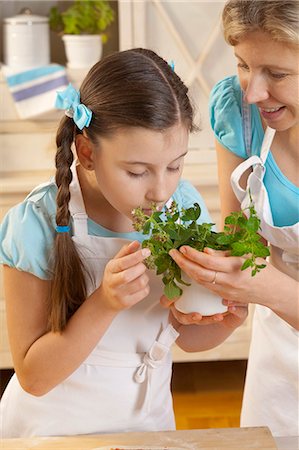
[222,0,299,46]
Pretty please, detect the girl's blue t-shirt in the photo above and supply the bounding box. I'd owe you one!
[209,75,299,228]
[0,178,212,280]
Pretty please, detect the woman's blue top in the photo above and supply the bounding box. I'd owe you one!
[209,75,299,228]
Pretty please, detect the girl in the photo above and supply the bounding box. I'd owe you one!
[0,48,247,438]
[167,0,299,438]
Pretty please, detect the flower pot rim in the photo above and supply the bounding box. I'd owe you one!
[62,34,102,40]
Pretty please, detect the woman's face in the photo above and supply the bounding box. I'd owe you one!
[234,31,299,132]
[91,124,189,221]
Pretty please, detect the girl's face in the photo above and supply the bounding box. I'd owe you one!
[234,31,299,132]
[92,123,189,222]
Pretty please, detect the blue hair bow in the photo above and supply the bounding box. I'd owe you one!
[55,83,92,130]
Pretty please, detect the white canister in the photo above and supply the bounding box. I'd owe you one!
[3,8,50,68]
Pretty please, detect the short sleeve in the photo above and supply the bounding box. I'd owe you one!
[209,75,247,159]
[0,183,57,280]
[173,180,214,226]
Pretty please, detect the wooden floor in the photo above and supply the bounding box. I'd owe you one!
[1,360,247,431]
[172,360,247,430]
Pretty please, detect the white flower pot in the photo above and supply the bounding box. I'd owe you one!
[62,35,103,69]
[174,275,227,316]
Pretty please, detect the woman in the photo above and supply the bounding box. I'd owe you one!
[167,0,299,437]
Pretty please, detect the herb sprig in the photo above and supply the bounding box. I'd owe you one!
[132,202,270,299]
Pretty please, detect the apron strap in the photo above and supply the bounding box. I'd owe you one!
[230,127,276,203]
[69,161,89,237]
[230,155,263,202]
[260,127,276,164]
[241,91,252,157]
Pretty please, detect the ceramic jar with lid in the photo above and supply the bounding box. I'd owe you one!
[3,8,50,68]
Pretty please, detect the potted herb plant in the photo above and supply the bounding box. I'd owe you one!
[132,201,270,316]
[49,0,115,69]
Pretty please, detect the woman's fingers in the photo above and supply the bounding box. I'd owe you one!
[171,246,242,273]
[160,294,175,308]
[169,249,219,284]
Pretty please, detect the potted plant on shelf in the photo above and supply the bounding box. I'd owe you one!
[49,0,115,69]
[132,201,270,316]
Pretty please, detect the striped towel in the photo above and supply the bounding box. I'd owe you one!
[2,64,69,119]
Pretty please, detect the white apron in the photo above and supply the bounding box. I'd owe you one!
[0,163,179,438]
[231,126,299,437]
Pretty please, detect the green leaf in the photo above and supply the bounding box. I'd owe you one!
[152,211,163,222]
[216,234,232,245]
[241,259,253,271]
[155,254,172,275]
[231,242,247,256]
[251,242,270,258]
[164,281,182,299]
[142,220,151,235]
[181,203,201,221]
[246,216,260,233]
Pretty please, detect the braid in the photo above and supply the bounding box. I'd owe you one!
[49,117,87,332]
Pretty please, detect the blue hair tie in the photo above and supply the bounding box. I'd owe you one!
[56,225,70,233]
[55,83,92,130]
[169,60,175,71]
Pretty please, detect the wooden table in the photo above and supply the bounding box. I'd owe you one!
[0,427,278,449]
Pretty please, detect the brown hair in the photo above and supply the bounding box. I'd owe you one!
[50,48,196,331]
[222,0,299,46]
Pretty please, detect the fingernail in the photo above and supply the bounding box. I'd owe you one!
[180,246,186,254]
[141,248,151,258]
[169,249,176,257]
[192,314,200,321]
[213,315,223,321]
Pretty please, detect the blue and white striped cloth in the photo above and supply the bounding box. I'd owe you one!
[2,64,69,119]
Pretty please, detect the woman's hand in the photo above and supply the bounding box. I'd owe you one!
[168,245,299,330]
[168,246,269,306]
[99,240,151,311]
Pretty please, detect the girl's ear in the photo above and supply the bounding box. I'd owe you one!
[75,134,95,170]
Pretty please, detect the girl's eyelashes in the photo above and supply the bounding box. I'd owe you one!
[237,63,249,71]
[127,171,146,178]
[168,166,181,172]
[127,166,181,178]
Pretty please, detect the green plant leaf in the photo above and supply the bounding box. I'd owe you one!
[241,259,253,271]
[164,281,182,299]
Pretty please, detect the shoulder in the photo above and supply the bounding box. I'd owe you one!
[0,179,57,279]
[209,75,247,158]
[172,180,213,224]
[210,75,242,108]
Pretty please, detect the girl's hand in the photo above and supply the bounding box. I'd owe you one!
[160,294,248,329]
[99,241,151,311]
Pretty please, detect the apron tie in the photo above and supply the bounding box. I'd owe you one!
[134,324,179,412]
[134,342,170,383]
